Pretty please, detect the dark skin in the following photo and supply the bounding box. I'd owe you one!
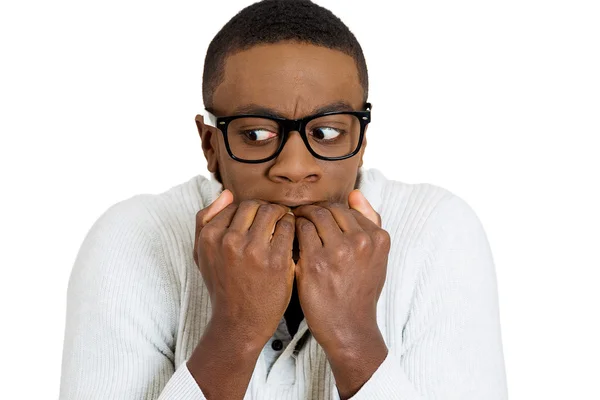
[188,41,390,400]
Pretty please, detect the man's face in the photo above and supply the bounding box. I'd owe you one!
[198,41,367,208]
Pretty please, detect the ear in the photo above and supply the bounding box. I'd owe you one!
[195,114,219,174]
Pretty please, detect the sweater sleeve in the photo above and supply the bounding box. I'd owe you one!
[345,193,509,400]
[58,197,206,400]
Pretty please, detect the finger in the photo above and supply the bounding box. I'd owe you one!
[295,216,322,249]
[349,208,381,233]
[292,205,341,246]
[205,202,239,229]
[348,189,381,227]
[195,189,234,239]
[270,213,296,257]
[322,202,363,233]
[249,203,291,242]
[228,199,269,232]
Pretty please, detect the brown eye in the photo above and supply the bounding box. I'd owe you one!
[240,129,278,141]
[311,127,344,141]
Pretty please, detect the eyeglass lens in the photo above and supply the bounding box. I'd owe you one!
[226,114,361,160]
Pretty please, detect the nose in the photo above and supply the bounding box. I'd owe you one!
[268,130,321,184]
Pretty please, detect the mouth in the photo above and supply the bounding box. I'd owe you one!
[278,201,321,209]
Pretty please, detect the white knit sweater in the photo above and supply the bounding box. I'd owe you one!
[59,167,508,399]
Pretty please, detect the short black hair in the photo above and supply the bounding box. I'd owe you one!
[202,0,369,110]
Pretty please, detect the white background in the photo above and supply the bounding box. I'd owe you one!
[1,0,599,398]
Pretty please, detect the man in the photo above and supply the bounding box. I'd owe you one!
[59,1,508,399]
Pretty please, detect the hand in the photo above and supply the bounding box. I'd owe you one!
[291,189,390,352]
[193,190,296,345]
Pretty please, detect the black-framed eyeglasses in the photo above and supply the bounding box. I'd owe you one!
[200,103,372,163]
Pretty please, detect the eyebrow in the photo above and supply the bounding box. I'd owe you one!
[231,101,356,119]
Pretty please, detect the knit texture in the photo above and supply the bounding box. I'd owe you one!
[59,167,508,399]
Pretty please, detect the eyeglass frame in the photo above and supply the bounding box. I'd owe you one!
[200,102,372,164]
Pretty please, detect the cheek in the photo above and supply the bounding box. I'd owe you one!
[321,164,361,202]
[329,160,360,180]
[223,164,269,201]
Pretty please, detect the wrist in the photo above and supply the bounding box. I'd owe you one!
[324,326,388,400]
[324,323,385,360]
[204,314,268,354]
[187,318,264,382]
[186,316,265,399]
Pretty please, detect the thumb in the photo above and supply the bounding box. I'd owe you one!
[194,189,233,267]
[198,189,234,229]
[348,189,381,227]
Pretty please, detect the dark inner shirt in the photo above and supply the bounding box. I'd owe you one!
[285,236,304,338]
[284,278,303,337]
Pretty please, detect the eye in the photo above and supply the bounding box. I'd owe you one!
[241,129,278,141]
[310,126,344,141]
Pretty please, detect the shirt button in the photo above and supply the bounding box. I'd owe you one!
[271,339,283,351]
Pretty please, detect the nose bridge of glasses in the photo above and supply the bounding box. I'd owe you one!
[280,119,305,136]
[277,119,311,156]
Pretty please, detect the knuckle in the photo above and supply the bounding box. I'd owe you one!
[199,224,218,242]
[352,231,371,250]
[312,258,328,274]
[373,229,391,248]
[334,246,349,260]
[247,245,266,264]
[259,203,279,215]
[270,246,290,264]
[313,207,330,219]
[277,218,294,232]
[268,256,283,270]
[271,250,289,266]
[221,230,243,248]
[299,219,314,233]
[196,209,209,226]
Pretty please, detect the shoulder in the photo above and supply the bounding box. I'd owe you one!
[367,168,486,245]
[82,173,214,270]
[73,174,214,289]
[93,174,210,233]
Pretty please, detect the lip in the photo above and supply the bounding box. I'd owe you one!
[275,201,320,208]
[283,203,314,209]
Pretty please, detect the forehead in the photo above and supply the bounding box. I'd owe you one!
[212,41,364,117]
